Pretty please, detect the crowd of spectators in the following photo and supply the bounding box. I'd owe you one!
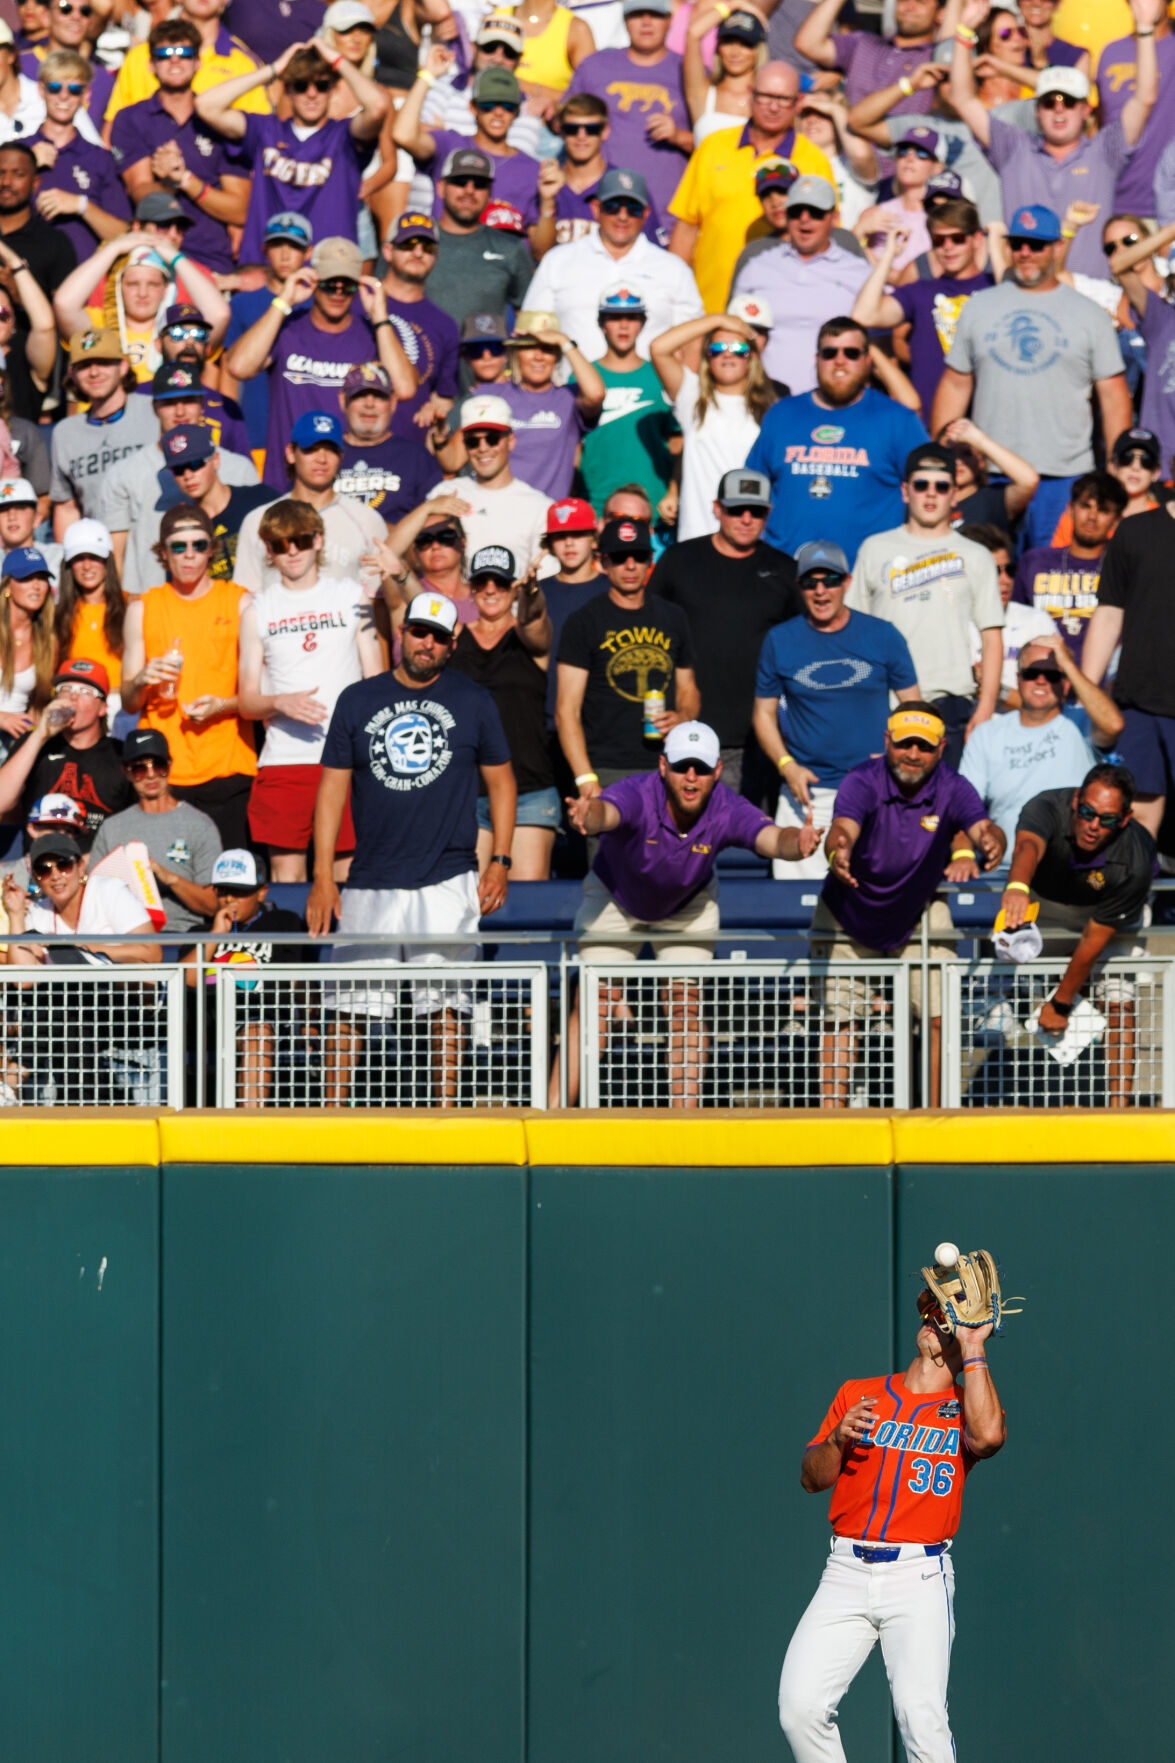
[0,0,1169,1107]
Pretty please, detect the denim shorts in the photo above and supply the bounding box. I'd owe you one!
[476,785,561,832]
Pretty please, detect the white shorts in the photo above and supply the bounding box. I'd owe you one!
[774,782,837,881]
[327,872,481,1017]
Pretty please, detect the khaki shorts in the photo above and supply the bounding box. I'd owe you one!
[811,897,954,1023]
[575,872,720,965]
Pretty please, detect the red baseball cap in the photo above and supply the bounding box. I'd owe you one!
[52,656,110,697]
[543,497,597,539]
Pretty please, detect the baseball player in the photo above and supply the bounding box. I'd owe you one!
[778,1286,1006,1763]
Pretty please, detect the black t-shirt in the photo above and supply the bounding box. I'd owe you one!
[952,485,1010,531]
[24,733,134,845]
[557,589,696,771]
[450,625,554,795]
[207,483,279,580]
[5,212,76,421]
[1095,506,1175,717]
[1018,786,1154,927]
[648,537,801,746]
[544,574,604,723]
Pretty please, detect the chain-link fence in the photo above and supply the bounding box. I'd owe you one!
[578,961,912,1108]
[0,966,184,1108]
[942,959,1172,1108]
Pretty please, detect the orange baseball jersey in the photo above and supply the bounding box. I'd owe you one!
[809,1375,981,1545]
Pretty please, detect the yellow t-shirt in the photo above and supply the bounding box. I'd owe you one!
[104,28,271,124]
[668,127,836,312]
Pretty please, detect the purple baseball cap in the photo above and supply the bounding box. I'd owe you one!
[161,424,214,471]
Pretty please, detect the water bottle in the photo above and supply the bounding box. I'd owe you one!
[157,637,183,703]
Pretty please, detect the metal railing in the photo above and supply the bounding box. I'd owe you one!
[0,965,184,1109]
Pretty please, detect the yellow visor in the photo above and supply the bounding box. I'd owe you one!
[888,708,945,745]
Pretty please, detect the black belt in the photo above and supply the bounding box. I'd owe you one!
[851,1541,947,1563]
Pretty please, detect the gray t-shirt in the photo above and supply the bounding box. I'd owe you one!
[49,398,161,517]
[88,800,221,935]
[848,525,1004,701]
[945,280,1124,478]
[95,442,260,596]
[428,225,534,328]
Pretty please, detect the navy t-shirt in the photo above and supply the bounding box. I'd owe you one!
[321,668,511,889]
[336,434,443,520]
[892,272,993,420]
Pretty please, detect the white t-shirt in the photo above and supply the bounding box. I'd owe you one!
[252,575,368,767]
[425,473,549,570]
[849,526,1005,701]
[672,365,762,544]
[27,874,147,938]
[233,495,387,596]
[969,599,1059,696]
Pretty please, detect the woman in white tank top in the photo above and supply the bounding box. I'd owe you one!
[683,3,768,145]
[0,548,55,759]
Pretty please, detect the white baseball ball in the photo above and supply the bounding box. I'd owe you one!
[934,1242,960,1268]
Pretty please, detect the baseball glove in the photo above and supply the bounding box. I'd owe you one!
[919,1250,1024,1335]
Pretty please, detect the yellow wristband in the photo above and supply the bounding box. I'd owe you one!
[714,2,731,16]
[1004,881,1031,894]
[418,68,435,87]
[955,24,977,44]
[776,753,792,773]
[898,75,913,96]
[575,771,598,786]
[952,848,977,860]
[1061,226,1075,239]
[271,296,293,317]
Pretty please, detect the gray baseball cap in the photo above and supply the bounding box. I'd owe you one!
[794,539,850,580]
[717,468,771,509]
[597,167,650,209]
[786,175,837,213]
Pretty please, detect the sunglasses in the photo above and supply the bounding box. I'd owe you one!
[896,143,934,159]
[267,532,317,555]
[1104,232,1141,257]
[214,884,257,898]
[891,736,937,752]
[31,855,79,878]
[394,237,438,254]
[53,682,101,699]
[800,572,846,589]
[600,198,645,216]
[290,77,335,94]
[910,476,953,493]
[470,573,511,589]
[722,504,769,519]
[1019,665,1062,683]
[1119,450,1157,471]
[819,343,864,360]
[318,277,357,296]
[462,339,505,356]
[1008,235,1051,252]
[563,119,604,136]
[474,99,520,114]
[706,340,750,357]
[931,230,970,247]
[604,549,651,564]
[168,536,210,554]
[1076,801,1124,828]
[169,455,211,478]
[488,43,522,60]
[165,324,209,341]
[55,1,92,12]
[447,175,492,190]
[126,757,169,777]
[152,44,196,60]
[1037,92,1080,109]
[43,79,86,93]
[464,429,507,447]
[752,89,796,103]
[419,528,461,547]
[995,22,1025,37]
[405,621,451,640]
[668,759,714,776]
[788,203,829,222]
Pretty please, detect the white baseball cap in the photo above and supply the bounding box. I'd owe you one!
[728,292,773,330]
[405,591,459,637]
[664,721,721,770]
[1036,65,1090,102]
[323,0,376,28]
[459,393,513,432]
[0,477,35,506]
[63,517,113,563]
[211,848,268,888]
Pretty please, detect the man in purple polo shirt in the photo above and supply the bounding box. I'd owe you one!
[795,0,945,116]
[20,0,112,124]
[28,51,131,260]
[564,0,692,216]
[110,18,250,277]
[1098,4,1175,214]
[814,702,1004,1105]
[565,718,820,1105]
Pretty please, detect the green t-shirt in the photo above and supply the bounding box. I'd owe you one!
[576,360,678,511]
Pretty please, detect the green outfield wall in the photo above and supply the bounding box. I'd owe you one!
[0,1112,1169,1763]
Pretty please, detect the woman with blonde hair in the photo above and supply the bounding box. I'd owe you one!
[0,547,54,758]
[650,308,773,541]
[684,3,769,143]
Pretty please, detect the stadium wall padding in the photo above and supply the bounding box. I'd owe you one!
[0,1112,1171,1763]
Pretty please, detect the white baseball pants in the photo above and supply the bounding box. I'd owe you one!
[778,1539,956,1763]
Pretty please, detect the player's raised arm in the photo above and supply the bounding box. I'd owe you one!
[956,1322,1007,1457]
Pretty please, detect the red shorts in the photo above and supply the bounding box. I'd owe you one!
[247,763,356,854]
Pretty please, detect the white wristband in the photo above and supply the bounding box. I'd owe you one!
[77,194,88,215]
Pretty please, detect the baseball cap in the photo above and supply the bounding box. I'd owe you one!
[264,210,313,246]
[728,291,772,331]
[28,793,87,831]
[1113,426,1161,466]
[717,468,771,510]
[469,544,516,582]
[794,539,850,580]
[28,832,82,866]
[323,0,375,28]
[69,327,123,364]
[1037,65,1090,102]
[162,424,214,471]
[599,280,647,316]
[473,65,521,105]
[52,656,110,696]
[459,393,512,432]
[598,515,651,556]
[460,312,509,345]
[1008,203,1062,243]
[311,236,362,281]
[163,301,209,332]
[544,497,596,538]
[404,591,459,637]
[755,156,797,195]
[4,546,48,580]
[923,170,964,209]
[390,210,438,248]
[211,848,269,889]
[597,167,650,208]
[717,8,766,45]
[0,22,13,45]
[482,199,526,234]
[441,145,495,182]
[62,518,113,563]
[290,409,344,450]
[151,361,205,402]
[786,174,837,213]
[509,309,561,344]
[664,721,721,770]
[477,12,525,49]
[904,442,956,481]
[122,727,171,764]
[136,191,191,226]
[623,0,670,13]
[342,361,393,400]
[888,706,945,745]
[899,123,940,157]
[0,477,35,506]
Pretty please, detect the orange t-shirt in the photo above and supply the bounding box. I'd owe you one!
[138,580,257,787]
[66,601,124,694]
[810,1375,982,1545]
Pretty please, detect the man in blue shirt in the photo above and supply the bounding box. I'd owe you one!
[743,316,929,565]
[753,539,921,878]
[308,591,516,1106]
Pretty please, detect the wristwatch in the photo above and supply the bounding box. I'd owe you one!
[1049,995,1072,1018]
[489,854,512,869]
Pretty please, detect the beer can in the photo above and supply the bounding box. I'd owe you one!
[643,689,665,740]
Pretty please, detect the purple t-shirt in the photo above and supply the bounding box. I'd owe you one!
[426,129,540,220]
[336,433,442,520]
[1139,293,1175,469]
[594,771,771,922]
[265,306,377,471]
[496,381,582,499]
[223,0,324,66]
[1097,31,1175,216]
[1011,543,1103,667]
[893,272,993,418]
[25,128,130,264]
[524,165,664,247]
[110,95,240,274]
[565,48,691,216]
[1047,36,1086,67]
[236,113,374,263]
[986,114,1129,280]
[820,755,985,951]
[384,294,461,438]
[21,46,112,123]
[830,32,937,115]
